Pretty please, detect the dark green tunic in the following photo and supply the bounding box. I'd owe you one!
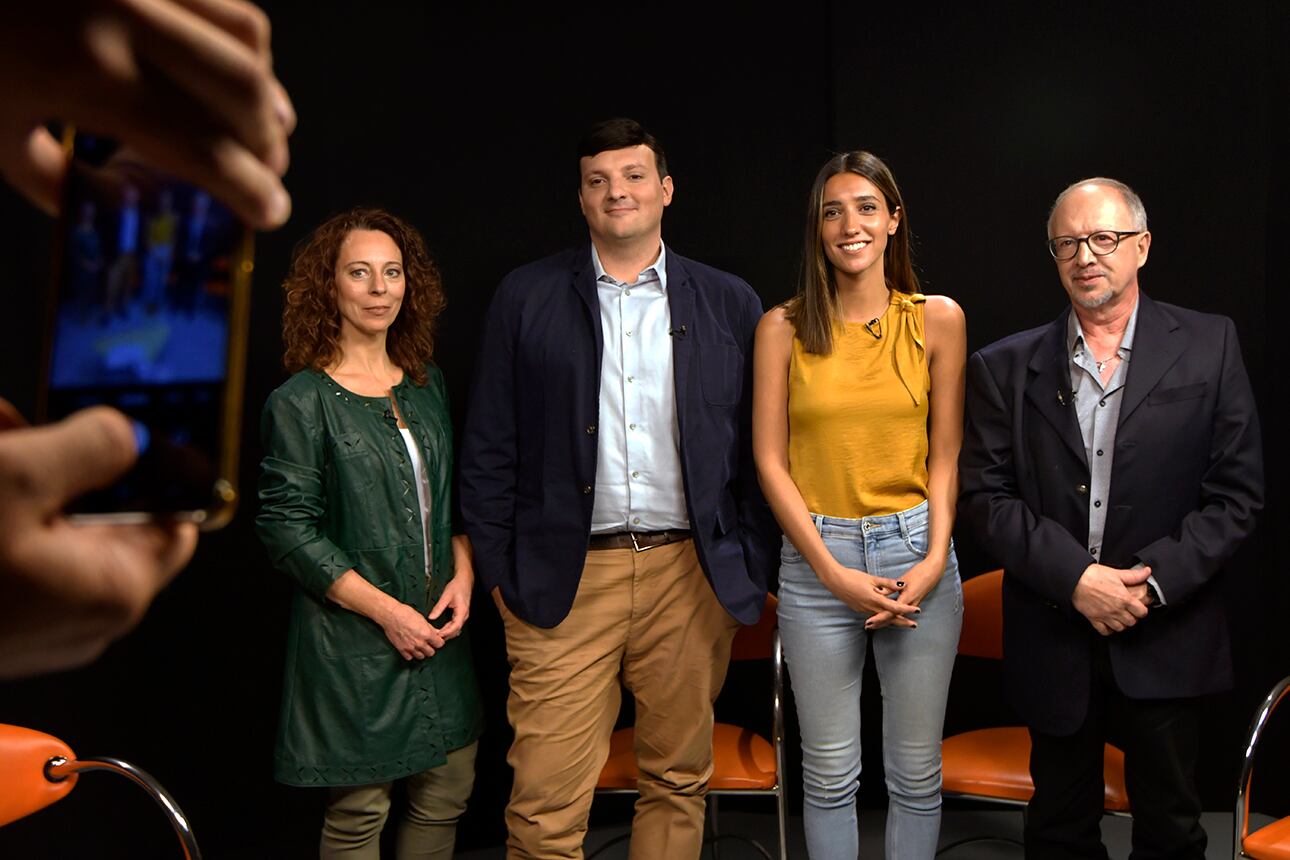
[256,367,482,787]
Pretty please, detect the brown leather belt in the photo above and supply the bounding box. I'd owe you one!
[588,529,692,552]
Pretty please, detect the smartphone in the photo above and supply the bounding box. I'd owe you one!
[37,131,253,529]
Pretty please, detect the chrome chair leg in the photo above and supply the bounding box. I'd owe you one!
[45,755,202,860]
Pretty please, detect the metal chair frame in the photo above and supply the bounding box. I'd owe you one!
[43,754,202,859]
[0,722,202,860]
[1234,673,1290,859]
[705,623,787,860]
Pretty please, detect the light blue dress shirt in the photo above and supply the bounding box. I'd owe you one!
[589,243,690,534]
[1068,301,1165,603]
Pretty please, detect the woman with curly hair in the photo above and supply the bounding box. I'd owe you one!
[256,207,481,859]
[753,152,967,859]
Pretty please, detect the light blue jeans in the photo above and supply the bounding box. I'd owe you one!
[778,501,962,860]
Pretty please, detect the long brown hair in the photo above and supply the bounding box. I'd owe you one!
[280,207,444,386]
[786,151,919,355]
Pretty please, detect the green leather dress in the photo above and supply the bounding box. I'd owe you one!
[256,366,482,786]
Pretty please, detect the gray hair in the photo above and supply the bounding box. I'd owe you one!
[1047,177,1149,235]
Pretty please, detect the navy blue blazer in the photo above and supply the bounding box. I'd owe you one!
[459,245,778,628]
[959,294,1263,735]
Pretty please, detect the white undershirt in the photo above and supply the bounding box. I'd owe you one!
[399,427,432,575]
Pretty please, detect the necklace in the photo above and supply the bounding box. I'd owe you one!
[863,317,883,339]
[1094,353,1119,374]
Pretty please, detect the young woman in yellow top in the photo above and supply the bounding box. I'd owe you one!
[753,151,967,859]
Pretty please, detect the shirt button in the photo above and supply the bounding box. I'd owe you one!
[1076,484,1089,494]
[631,470,640,478]
[1099,400,1107,407]
[627,375,635,383]
[626,330,633,337]
[1096,449,1104,456]
[1094,500,1102,508]
[1090,546,1099,555]
[632,517,640,525]
[582,485,593,495]
[629,423,637,430]
[586,424,597,435]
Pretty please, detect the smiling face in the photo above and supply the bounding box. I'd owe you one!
[819,172,900,285]
[1048,183,1150,312]
[577,144,673,250]
[334,229,405,342]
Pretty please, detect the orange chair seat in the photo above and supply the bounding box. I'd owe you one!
[598,723,776,791]
[1245,816,1290,860]
[0,725,78,826]
[941,727,1130,811]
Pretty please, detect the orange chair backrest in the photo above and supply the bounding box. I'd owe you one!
[0,724,78,827]
[959,570,1005,660]
[730,593,778,662]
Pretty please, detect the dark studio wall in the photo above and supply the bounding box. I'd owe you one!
[0,2,1284,856]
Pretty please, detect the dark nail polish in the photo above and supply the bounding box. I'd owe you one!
[896,580,906,588]
[913,608,921,614]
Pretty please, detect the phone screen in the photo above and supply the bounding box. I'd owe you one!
[40,133,252,525]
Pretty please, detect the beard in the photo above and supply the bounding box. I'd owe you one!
[1065,272,1118,310]
[1071,286,1115,310]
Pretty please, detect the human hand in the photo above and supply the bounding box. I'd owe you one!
[0,401,197,678]
[1072,563,1152,635]
[1125,582,1151,606]
[0,0,295,228]
[380,601,447,661]
[865,555,942,631]
[428,565,473,641]
[821,564,918,628]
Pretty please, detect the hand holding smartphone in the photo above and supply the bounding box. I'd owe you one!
[38,132,253,528]
[0,0,292,678]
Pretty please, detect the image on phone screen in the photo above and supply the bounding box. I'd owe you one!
[41,133,252,525]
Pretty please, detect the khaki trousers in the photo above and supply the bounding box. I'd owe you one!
[320,741,478,860]
[500,539,740,860]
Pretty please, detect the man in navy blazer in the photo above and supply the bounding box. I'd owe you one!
[959,178,1263,859]
[460,118,777,859]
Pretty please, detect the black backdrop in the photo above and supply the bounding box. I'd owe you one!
[1,3,1286,856]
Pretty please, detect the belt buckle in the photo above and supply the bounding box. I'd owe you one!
[630,531,660,552]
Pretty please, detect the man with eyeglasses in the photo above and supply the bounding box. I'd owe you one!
[959,178,1263,859]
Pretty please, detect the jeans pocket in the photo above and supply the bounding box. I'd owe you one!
[902,522,930,557]
[780,534,804,564]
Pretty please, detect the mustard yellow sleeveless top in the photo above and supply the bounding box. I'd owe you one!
[788,291,930,518]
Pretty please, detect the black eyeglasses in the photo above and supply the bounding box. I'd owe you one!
[1047,230,1142,261]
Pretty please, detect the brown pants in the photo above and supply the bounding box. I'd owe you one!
[500,539,739,860]
[320,741,478,860]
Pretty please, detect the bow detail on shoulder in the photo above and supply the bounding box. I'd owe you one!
[890,292,928,406]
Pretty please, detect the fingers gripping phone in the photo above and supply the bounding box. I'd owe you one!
[37,132,253,529]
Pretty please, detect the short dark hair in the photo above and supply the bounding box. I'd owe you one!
[576,118,668,181]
